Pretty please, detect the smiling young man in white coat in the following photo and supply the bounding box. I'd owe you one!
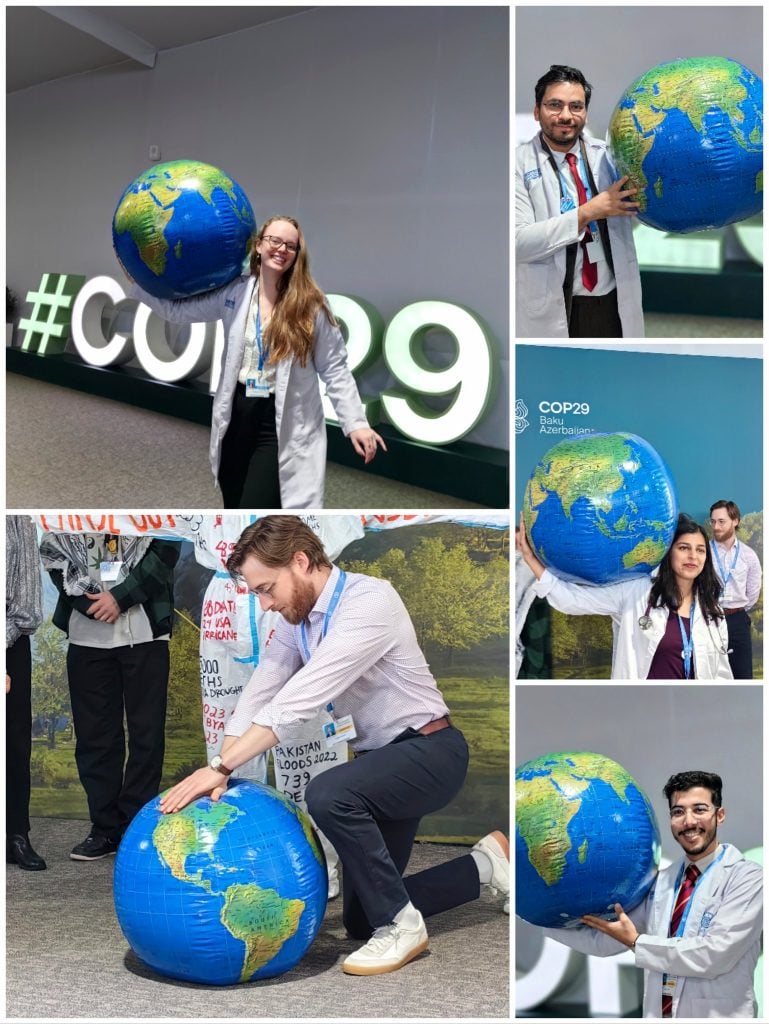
[516,64,645,338]
[543,771,763,1018]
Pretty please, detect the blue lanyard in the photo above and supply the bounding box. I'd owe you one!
[299,570,347,662]
[254,304,266,374]
[670,845,727,937]
[710,540,739,591]
[676,599,695,680]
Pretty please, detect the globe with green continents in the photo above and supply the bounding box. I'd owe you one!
[607,56,763,232]
[112,159,256,298]
[113,780,327,984]
[516,752,661,928]
[523,432,679,585]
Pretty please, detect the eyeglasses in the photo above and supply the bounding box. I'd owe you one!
[670,804,716,820]
[262,235,299,254]
[541,100,586,114]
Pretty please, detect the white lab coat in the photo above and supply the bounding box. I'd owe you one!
[515,134,644,338]
[544,844,763,1018]
[534,571,733,680]
[131,278,369,508]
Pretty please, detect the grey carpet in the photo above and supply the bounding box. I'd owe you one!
[5,375,488,509]
[644,313,762,337]
[6,817,510,1019]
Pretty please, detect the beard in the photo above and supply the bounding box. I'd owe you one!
[540,122,581,150]
[279,577,317,625]
[675,820,719,858]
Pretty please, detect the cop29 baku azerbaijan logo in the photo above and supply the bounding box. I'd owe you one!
[16,273,498,447]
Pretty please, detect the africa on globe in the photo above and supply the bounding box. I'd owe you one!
[112,159,256,299]
[523,432,679,585]
[516,751,661,928]
[608,56,763,233]
[113,779,327,985]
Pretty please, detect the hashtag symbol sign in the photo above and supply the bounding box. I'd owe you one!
[18,273,86,354]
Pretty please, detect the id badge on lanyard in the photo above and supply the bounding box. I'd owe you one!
[246,304,270,398]
[100,535,122,583]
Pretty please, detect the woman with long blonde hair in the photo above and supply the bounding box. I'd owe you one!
[130,215,385,507]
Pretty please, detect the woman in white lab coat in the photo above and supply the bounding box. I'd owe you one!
[515,513,733,680]
[130,216,385,508]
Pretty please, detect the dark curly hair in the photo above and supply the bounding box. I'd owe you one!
[663,771,723,808]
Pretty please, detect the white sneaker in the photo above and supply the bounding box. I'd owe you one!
[328,867,340,900]
[473,830,510,898]
[342,911,428,976]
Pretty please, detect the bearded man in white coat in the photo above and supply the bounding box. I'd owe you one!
[543,770,763,1018]
[516,65,645,339]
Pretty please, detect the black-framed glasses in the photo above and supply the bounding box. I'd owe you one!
[670,804,716,821]
[262,235,300,254]
[541,100,586,114]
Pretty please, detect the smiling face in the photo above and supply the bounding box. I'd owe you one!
[669,786,725,860]
[240,552,316,625]
[255,218,300,278]
[710,507,739,545]
[669,531,708,588]
[534,81,588,152]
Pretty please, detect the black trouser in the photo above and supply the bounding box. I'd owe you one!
[306,726,480,940]
[217,385,281,508]
[568,289,623,337]
[67,641,169,839]
[725,610,753,679]
[6,635,33,837]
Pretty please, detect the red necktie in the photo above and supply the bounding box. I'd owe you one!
[661,864,700,1017]
[565,152,598,292]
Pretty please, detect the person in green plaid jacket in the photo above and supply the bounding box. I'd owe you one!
[41,533,180,862]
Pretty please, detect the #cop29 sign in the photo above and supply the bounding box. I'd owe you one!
[17,274,498,446]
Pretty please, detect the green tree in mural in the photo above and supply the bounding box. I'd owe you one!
[343,538,509,657]
[30,620,71,748]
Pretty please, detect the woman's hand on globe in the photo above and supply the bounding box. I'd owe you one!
[159,766,227,814]
[581,903,639,949]
[349,427,387,465]
[516,512,545,580]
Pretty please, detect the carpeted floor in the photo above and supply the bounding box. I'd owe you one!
[643,313,762,337]
[5,375,488,509]
[6,817,510,1019]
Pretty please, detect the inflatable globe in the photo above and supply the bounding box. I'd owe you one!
[113,779,327,985]
[113,159,256,298]
[516,751,661,928]
[523,432,679,585]
[607,56,763,232]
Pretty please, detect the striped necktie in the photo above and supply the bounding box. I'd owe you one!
[662,864,700,1016]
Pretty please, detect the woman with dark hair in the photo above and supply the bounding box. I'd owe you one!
[130,215,385,508]
[515,513,732,680]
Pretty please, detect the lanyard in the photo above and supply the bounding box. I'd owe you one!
[299,570,347,662]
[710,540,739,591]
[254,304,267,374]
[539,133,598,230]
[677,599,696,680]
[670,845,727,937]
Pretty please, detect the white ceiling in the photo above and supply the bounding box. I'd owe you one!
[6,6,314,93]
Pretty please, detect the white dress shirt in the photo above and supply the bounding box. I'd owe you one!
[225,566,450,750]
[710,539,762,610]
[551,141,616,297]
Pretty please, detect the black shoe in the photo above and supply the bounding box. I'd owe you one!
[70,832,119,861]
[6,834,47,871]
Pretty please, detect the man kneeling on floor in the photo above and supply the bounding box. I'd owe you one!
[159,515,509,975]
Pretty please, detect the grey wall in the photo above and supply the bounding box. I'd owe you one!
[515,6,763,136]
[7,6,508,450]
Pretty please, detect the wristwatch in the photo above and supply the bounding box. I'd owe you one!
[210,755,233,777]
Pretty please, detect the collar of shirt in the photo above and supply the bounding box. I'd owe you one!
[686,843,722,873]
[305,564,341,623]
[548,140,581,169]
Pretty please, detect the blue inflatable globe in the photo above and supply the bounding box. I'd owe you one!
[523,431,679,585]
[113,779,327,985]
[516,751,661,928]
[113,159,256,298]
[608,56,763,232]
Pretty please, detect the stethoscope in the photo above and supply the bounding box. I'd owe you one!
[638,599,731,659]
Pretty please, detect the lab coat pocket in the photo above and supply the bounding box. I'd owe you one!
[519,260,554,316]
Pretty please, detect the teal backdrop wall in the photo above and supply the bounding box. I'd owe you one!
[515,345,763,520]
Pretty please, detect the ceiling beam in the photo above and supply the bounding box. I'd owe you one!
[38,6,157,68]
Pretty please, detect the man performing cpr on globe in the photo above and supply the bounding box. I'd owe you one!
[160,516,508,975]
[543,771,763,1018]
